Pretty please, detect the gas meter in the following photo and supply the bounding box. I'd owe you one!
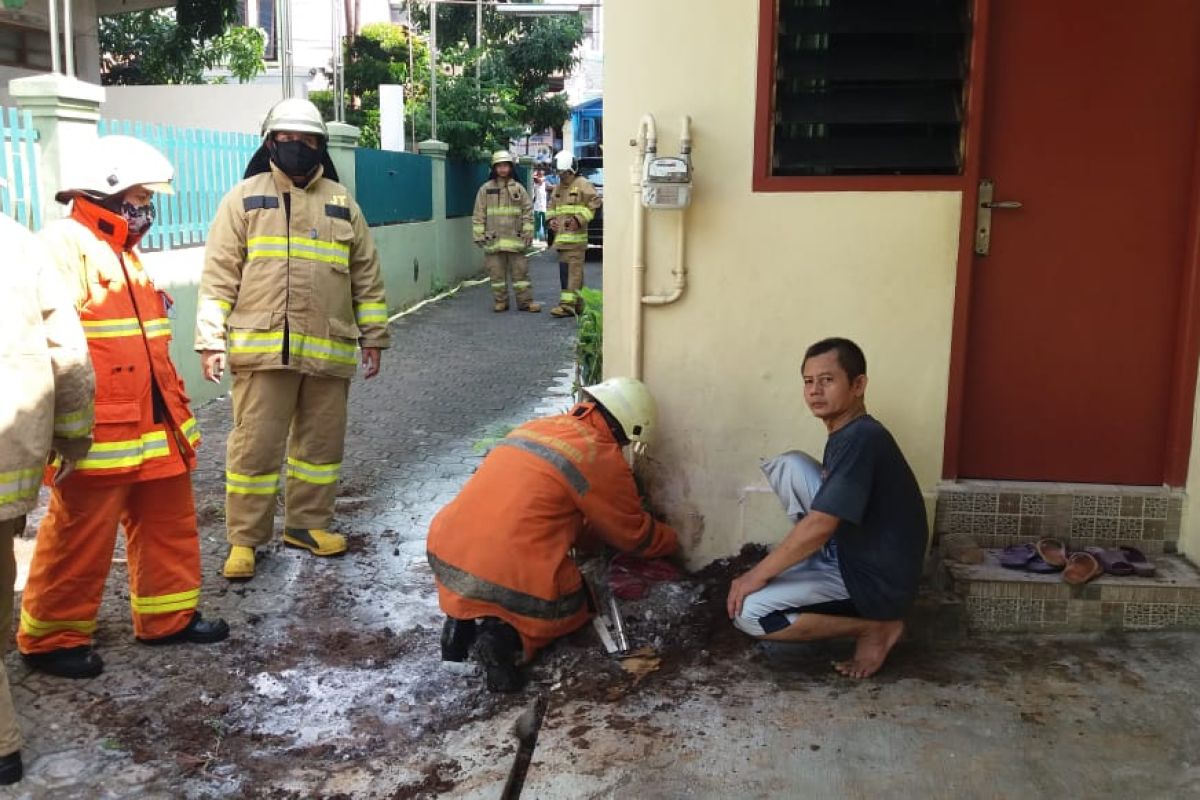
[642,156,692,209]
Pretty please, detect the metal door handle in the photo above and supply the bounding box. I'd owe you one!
[975,179,1023,255]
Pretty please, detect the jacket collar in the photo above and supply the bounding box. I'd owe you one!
[269,161,325,194]
[70,197,129,253]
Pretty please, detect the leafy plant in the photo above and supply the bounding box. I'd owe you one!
[473,423,516,453]
[576,286,603,389]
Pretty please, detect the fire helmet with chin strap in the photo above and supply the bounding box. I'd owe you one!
[55,135,174,204]
[583,377,658,444]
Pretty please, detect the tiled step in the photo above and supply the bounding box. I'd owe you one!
[933,481,1183,555]
[941,550,1200,633]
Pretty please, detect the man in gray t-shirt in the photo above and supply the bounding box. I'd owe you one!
[728,338,927,679]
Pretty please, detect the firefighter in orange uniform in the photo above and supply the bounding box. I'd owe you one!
[18,136,229,679]
[427,377,679,692]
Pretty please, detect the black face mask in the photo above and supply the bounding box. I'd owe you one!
[120,201,156,240]
[269,140,323,181]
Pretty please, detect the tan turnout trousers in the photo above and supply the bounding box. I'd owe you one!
[485,251,534,309]
[560,250,586,312]
[0,516,23,756]
[225,370,350,547]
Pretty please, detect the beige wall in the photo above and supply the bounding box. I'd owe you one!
[1183,371,1200,559]
[605,0,962,564]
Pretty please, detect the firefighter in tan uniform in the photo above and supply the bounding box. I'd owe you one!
[473,150,539,313]
[546,151,601,318]
[196,99,391,581]
[0,205,94,784]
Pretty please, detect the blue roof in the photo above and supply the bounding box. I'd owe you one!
[571,97,603,112]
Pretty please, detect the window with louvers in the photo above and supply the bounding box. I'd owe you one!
[771,0,972,177]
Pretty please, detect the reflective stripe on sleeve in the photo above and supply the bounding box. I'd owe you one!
[53,406,94,439]
[180,417,201,447]
[0,467,41,506]
[354,303,389,326]
[494,437,590,496]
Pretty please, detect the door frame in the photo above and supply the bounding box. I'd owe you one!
[941,0,1200,487]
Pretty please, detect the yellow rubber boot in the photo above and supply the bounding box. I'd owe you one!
[223,546,256,580]
[282,528,347,556]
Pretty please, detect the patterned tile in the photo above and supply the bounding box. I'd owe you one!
[1144,497,1169,520]
[1019,516,1043,537]
[1073,495,1098,516]
[1123,602,1176,631]
[1019,494,1045,515]
[1101,602,1125,626]
[995,514,1020,535]
[948,512,975,535]
[970,493,999,513]
[941,492,973,512]
[1071,517,1095,537]
[1120,496,1144,518]
[1176,605,1200,627]
[1093,517,1120,538]
[1119,517,1144,539]
[1095,496,1121,517]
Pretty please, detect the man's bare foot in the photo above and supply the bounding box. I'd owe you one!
[833,620,904,679]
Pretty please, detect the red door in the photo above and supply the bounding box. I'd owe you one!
[959,0,1200,484]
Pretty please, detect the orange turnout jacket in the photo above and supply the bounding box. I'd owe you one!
[427,403,679,658]
[40,199,200,483]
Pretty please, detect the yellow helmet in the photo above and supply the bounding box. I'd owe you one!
[262,98,328,139]
[584,377,658,444]
[491,149,515,166]
[56,135,174,203]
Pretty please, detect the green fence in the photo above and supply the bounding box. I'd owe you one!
[444,159,491,218]
[355,148,433,225]
[1,106,41,230]
[99,118,260,251]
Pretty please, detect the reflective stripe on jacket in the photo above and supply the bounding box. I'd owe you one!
[0,215,94,518]
[39,200,197,483]
[472,177,534,253]
[547,174,601,251]
[195,163,390,379]
[426,403,679,658]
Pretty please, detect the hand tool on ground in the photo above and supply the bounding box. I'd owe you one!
[500,694,548,800]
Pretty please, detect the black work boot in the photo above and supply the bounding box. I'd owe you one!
[138,611,230,645]
[22,645,103,679]
[474,618,525,693]
[0,750,22,785]
[441,617,478,662]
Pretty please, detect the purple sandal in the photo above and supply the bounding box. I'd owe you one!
[1084,546,1135,577]
[1119,546,1157,578]
[1000,543,1037,569]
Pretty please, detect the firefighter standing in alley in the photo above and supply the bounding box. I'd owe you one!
[472,150,540,313]
[196,98,391,581]
[18,136,230,681]
[546,151,601,318]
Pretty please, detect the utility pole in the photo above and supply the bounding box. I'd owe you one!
[475,0,482,93]
[430,0,438,140]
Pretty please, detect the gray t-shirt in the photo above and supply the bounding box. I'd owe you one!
[810,415,927,619]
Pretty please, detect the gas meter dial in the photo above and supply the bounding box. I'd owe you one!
[642,156,692,209]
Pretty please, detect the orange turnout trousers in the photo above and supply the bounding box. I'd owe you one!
[427,403,679,659]
[18,471,201,653]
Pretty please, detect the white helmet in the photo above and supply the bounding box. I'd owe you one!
[491,149,515,167]
[584,377,658,444]
[262,98,328,139]
[56,135,174,203]
[554,151,577,173]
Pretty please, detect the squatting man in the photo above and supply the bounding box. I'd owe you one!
[728,337,927,679]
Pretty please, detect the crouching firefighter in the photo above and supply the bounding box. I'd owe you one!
[427,377,679,692]
[196,98,391,581]
[18,136,229,679]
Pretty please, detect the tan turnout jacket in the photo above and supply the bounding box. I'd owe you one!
[547,174,601,251]
[196,163,390,380]
[0,215,94,520]
[472,177,533,253]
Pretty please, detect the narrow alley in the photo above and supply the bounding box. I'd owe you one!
[5,253,1200,800]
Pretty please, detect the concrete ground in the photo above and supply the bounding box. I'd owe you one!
[3,251,1200,799]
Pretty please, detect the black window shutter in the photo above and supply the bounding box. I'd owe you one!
[772,0,972,177]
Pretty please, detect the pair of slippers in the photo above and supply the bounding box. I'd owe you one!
[1001,539,1156,585]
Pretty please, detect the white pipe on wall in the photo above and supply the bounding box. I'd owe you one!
[629,113,657,380]
[63,0,74,76]
[641,115,691,307]
[48,0,60,74]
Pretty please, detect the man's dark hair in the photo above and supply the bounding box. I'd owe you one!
[803,337,867,381]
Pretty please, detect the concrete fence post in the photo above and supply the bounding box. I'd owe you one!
[9,73,104,226]
[418,139,451,284]
[325,121,361,198]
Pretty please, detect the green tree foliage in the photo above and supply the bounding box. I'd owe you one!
[99,1,264,86]
[324,9,582,158]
